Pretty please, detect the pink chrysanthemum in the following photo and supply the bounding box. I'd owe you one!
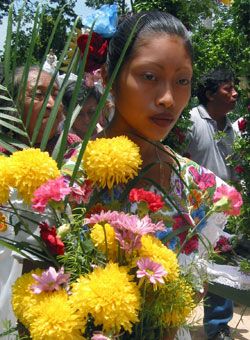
[113,213,165,252]
[31,267,70,294]
[213,184,243,216]
[85,210,121,225]
[86,211,165,253]
[32,176,71,213]
[136,257,167,285]
[113,213,165,235]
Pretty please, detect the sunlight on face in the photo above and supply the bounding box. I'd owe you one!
[112,34,193,141]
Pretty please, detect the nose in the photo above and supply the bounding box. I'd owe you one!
[232,87,238,99]
[155,84,174,108]
[46,94,56,109]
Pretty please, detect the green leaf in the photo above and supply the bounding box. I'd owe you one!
[0,119,28,137]
[3,2,14,87]
[0,140,18,153]
[0,113,22,123]
[34,16,80,149]
[0,95,13,102]
[0,107,18,112]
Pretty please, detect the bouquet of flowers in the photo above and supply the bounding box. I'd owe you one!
[0,136,245,339]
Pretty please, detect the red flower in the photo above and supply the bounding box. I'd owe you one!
[129,188,164,212]
[77,32,109,72]
[173,214,198,255]
[214,236,232,253]
[238,118,247,132]
[39,222,65,255]
[234,165,245,174]
[85,203,108,219]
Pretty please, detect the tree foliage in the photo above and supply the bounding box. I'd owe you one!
[0,0,12,24]
[133,0,217,30]
[1,0,79,66]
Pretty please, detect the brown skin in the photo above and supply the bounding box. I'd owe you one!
[72,96,100,139]
[22,70,63,146]
[205,81,238,130]
[102,34,193,190]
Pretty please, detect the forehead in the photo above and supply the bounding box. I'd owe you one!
[218,81,234,89]
[129,34,192,69]
[27,70,57,89]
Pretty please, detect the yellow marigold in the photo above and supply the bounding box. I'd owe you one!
[83,136,142,189]
[12,269,44,327]
[29,290,84,340]
[139,235,179,282]
[0,156,11,204]
[9,148,60,203]
[162,278,196,327]
[0,212,7,232]
[90,223,117,261]
[70,263,141,333]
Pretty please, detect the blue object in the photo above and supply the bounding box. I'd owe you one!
[82,4,118,38]
[156,228,178,251]
[191,205,206,232]
[204,292,233,338]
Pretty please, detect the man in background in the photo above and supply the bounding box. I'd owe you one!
[185,67,238,340]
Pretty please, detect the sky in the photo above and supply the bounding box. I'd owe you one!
[0,0,95,51]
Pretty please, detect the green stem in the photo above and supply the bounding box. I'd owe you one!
[140,281,147,340]
[8,200,59,267]
[177,210,214,256]
[102,224,109,261]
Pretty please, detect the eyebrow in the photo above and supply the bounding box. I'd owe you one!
[134,60,192,72]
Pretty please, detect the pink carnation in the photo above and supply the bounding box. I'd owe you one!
[213,184,243,216]
[32,177,71,213]
[69,180,93,204]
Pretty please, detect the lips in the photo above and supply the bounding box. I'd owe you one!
[150,113,174,128]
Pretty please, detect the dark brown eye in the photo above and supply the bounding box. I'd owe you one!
[178,78,190,86]
[143,73,156,81]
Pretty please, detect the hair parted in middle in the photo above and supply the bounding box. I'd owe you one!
[106,11,193,80]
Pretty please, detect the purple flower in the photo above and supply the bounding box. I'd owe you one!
[31,267,70,294]
[136,257,167,285]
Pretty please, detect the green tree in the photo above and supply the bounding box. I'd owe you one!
[0,0,12,24]
[2,0,79,66]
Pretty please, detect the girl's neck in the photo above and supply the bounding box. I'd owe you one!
[102,120,157,164]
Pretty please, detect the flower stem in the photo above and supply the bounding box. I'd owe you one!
[177,210,213,256]
[140,281,147,340]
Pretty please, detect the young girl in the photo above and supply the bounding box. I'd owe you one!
[95,10,228,246]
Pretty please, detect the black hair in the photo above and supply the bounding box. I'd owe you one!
[196,67,236,106]
[106,11,193,79]
[62,81,101,110]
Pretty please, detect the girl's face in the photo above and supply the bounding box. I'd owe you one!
[111,34,193,141]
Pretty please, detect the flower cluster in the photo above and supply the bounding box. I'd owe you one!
[0,148,60,204]
[2,135,244,339]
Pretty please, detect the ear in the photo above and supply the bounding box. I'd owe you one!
[205,90,215,102]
